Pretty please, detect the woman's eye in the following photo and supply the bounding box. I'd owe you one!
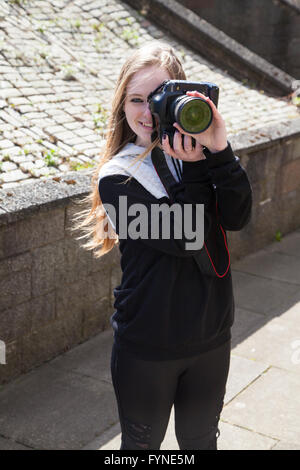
[131,98,143,103]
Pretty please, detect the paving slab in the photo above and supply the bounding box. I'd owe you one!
[222,367,300,445]
[0,436,31,450]
[48,328,114,384]
[83,421,121,451]
[232,250,300,286]
[231,269,300,317]
[232,300,300,372]
[271,441,300,450]
[231,307,266,347]
[224,354,269,404]
[262,232,300,258]
[0,360,118,450]
[217,421,278,450]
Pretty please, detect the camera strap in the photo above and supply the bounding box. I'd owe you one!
[151,146,230,278]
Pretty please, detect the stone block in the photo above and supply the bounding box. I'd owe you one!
[0,208,65,257]
[0,301,31,342]
[84,269,111,302]
[0,340,22,385]
[281,158,300,194]
[0,271,31,311]
[64,199,88,237]
[0,252,31,281]
[108,244,122,268]
[20,317,81,374]
[282,136,300,163]
[0,292,55,344]
[31,243,63,297]
[0,139,14,150]
[55,271,110,322]
[30,292,56,333]
[0,170,30,184]
[54,237,92,285]
[83,297,112,340]
[31,237,96,296]
[245,143,283,184]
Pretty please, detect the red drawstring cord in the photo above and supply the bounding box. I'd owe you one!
[204,200,230,278]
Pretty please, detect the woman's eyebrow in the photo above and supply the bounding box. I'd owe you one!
[127,93,144,97]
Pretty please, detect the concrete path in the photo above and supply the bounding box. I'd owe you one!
[0,228,300,450]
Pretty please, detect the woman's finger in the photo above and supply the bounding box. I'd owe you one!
[183,134,192,153]
[173,130,183,154]
[162,133,179,159]
[162,133,172,154]
[186,90,207,100]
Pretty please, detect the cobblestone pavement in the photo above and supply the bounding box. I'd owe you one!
[0,0,299,189]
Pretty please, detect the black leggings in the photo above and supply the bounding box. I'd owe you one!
[110,339,231,450]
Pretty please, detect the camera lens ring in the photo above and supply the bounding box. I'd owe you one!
[172,96,213,134]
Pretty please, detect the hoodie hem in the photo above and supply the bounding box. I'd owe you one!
[112,329,231,361]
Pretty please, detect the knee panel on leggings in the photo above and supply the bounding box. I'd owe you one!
[121,417,152,450]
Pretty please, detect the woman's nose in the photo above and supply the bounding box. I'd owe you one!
[143,103,152,119]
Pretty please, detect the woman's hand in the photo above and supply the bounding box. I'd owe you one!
[161,130,206,162]
[173,90,228,154]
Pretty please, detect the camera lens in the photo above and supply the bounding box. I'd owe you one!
[172,96,213,133]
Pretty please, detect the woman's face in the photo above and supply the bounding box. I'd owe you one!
[124,65,171,147]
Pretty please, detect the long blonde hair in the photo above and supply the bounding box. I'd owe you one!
[71,41,186,258]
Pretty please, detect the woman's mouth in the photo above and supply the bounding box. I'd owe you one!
[138,121,153,130]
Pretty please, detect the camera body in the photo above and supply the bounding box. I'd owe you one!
[147,80,219,148]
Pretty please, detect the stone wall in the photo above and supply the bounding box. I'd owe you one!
[1,120,300,385]
[0,171,122,385]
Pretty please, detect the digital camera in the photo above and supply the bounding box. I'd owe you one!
[147,80,219,148]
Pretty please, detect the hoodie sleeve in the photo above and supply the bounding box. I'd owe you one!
[98,159,214,257]
[203,142,253,231]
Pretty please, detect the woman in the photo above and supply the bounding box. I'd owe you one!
[74,41,252,450]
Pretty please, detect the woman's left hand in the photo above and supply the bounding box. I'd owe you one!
[173,90,228,153]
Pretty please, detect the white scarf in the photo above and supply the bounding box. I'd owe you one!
[97,143,182,200]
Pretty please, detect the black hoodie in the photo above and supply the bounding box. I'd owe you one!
[98,142,252,360]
